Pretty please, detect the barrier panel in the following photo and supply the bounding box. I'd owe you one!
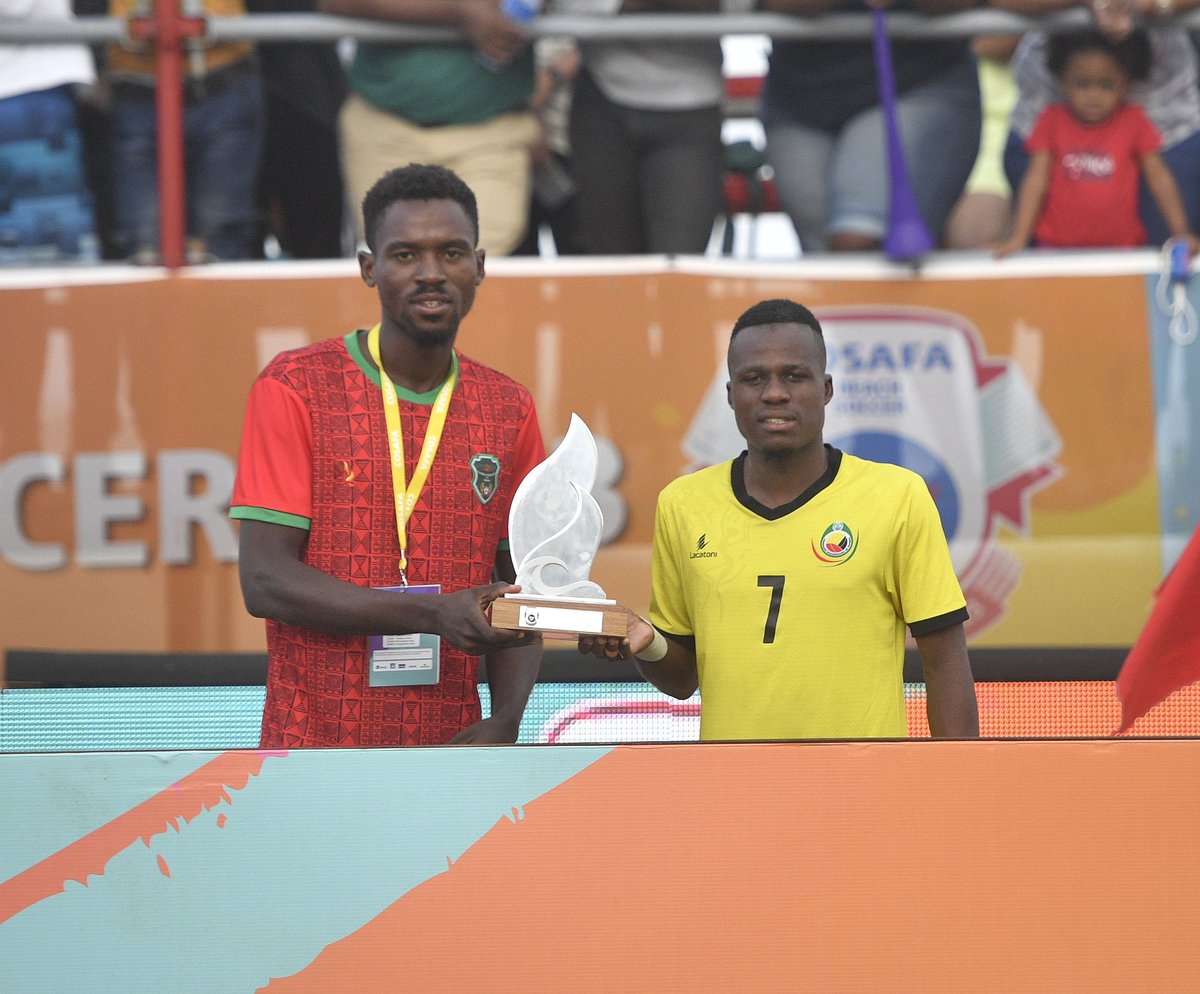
[2,740,1199,991]
[2,253,1196,662]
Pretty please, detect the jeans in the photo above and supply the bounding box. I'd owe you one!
[765,56,981,253]
[1004,126,1200,246]
[109,62,263,261]
[568,69,724,255]
[0,84,98,263]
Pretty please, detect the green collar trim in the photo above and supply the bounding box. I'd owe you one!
[344,330,459,405]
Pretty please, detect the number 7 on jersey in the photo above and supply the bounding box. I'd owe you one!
[757,574,786,644]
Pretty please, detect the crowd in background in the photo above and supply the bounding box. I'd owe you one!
[2,0,1199,265]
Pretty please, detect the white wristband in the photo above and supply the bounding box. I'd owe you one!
[637,626,669,662]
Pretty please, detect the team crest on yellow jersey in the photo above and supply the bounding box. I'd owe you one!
[812,521,856,566]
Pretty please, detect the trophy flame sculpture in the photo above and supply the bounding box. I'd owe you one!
[509,414,607,600]
[490,414,625,638]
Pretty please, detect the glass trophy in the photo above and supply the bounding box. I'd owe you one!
[489,414,627,639]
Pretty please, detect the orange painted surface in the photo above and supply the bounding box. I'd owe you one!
[0,750,278,924]
[262,741,1200,993]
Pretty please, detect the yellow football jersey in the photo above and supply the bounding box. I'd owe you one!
[648,448,967,740]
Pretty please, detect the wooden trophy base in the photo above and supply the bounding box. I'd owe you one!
[489,594,627,640]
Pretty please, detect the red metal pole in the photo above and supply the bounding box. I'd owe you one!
[129,0,206,269]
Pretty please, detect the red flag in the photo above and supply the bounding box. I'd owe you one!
[1115,525,1200,733]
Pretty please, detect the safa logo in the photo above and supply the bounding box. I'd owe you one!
[812,521,857,566]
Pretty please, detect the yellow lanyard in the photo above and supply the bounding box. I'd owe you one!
[366,323,457,586]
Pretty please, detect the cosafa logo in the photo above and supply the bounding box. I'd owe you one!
[812,521,856,565]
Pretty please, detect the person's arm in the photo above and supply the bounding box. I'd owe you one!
[995,148,1050,256]
[578,609,699,700]
[317,0,526,67]
[450,549,543,743]
[915,622,979,737]
[238,518,535,655]
[1142,151,1200,252]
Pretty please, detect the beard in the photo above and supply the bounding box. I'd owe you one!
[396,311,461,348]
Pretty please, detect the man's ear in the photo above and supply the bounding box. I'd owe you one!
[357,249,375,287]
[726,381,732,407]
[475,247,486,285]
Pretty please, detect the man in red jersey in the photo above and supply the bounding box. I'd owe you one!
[231,164,546,747]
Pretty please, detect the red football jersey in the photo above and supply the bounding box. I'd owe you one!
[232,332,545,747]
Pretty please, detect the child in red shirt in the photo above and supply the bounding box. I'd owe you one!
[996,29,1200,256]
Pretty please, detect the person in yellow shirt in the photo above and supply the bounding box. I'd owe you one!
[581,298,980,740]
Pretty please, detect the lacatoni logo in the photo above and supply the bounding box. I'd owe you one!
[812,521,857,565]
[520,606,540,627]
[690,534,717,559]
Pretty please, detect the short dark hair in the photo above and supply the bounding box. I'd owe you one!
[730,298,826,363]
[360,163,480,251]
[1047,28,1152,83]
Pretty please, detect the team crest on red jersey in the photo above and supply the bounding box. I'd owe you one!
[470,453,501,504]
[812,521,857,566]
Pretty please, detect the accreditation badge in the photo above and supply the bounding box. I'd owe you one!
[368,584,441,687]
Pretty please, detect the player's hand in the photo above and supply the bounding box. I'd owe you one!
[577,607,653,660]
[459,0,527,68]
[430,581,541,656]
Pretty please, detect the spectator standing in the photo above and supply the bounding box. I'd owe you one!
[0,0,99,264]
[995,0,1200,244]
[320,0,539,256]
[995,29,1199,254]
[105,0,264,262]
[248,0,349,259]
[760,0,982,253]
[943,35,1021,248]
[513,36,585,256]
[558,0,755,256]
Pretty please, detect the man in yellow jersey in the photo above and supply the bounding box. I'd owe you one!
[580,298,979,739]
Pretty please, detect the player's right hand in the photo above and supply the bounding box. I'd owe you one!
[433,581,540,655]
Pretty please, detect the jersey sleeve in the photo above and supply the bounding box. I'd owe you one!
[229,373,314,529]
[893,475,968,635]
[647,486,693,638]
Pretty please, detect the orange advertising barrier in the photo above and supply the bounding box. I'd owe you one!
[0,255,1180,654]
